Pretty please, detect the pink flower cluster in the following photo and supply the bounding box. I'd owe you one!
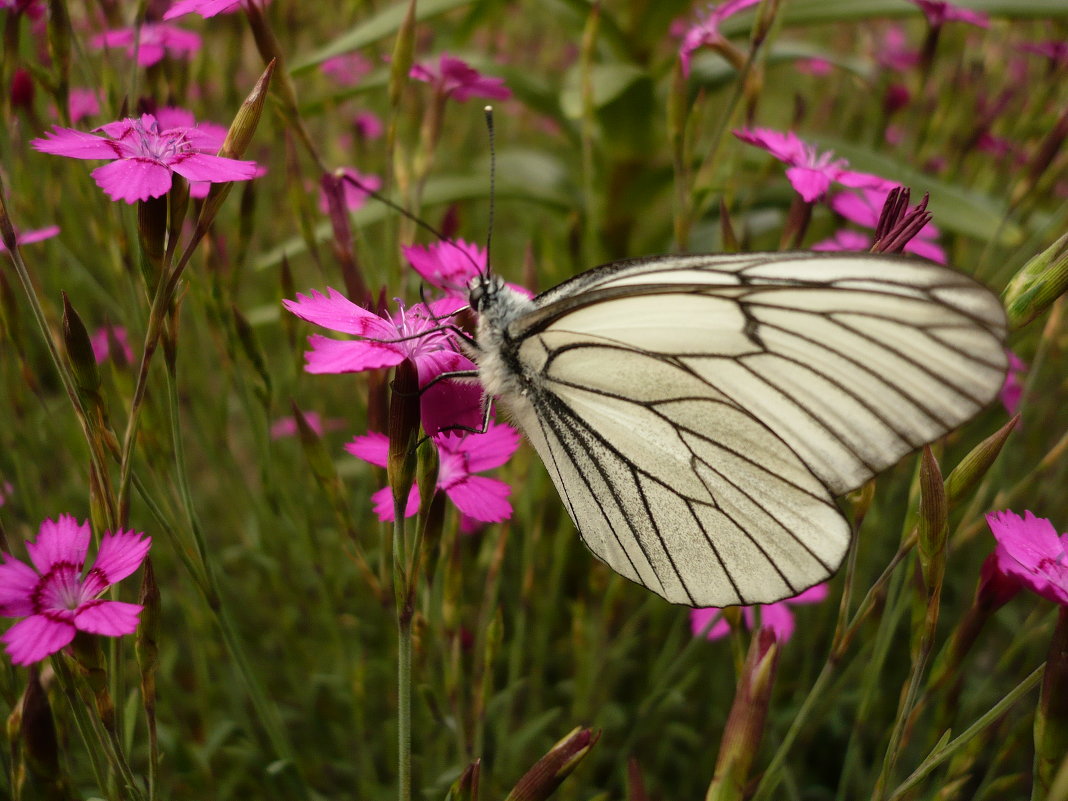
[285,240,522,526]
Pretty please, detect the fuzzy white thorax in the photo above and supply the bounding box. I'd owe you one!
[468,275,537,401]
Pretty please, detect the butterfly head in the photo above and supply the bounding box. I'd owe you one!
[468,273,505,313]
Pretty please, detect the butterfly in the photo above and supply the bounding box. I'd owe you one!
[461,251,1007,607]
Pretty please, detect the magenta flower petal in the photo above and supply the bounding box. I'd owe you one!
[74,600,143,636]
[444,476,512,522]
[91,159,175,202]
[784,165,832,203]
[283,289,396,338]
[370,484,420,522]
[2,616,76,666]
[987,510,1068,605]
[301,335,407,374]
[345,432,389,467]
[690,608,730,639]
[410,54,512,102]
[0,559,41,617]
[163,0,243,20]
[459,423,521,472]
[26,515,90,575]
[811,229,872,252]
[91,531,151,585]
[169,153,259,183]
[750,603,796,641]
[32,126,122,159]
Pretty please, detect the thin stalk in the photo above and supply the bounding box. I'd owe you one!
[394,511,413,801]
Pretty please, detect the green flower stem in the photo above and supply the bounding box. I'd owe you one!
[394,511,413,801]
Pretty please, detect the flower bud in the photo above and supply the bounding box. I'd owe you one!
[62,292,100,398]
[445,759,481,801]
[944,416,1017,504]
[387,359,421,515]
[1002,232,1068,331]
[504,727,600,801]
[917,446,947,592]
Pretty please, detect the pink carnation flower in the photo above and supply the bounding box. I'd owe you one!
[89,324,133,366]
[829,187,945,263]
[908,0,989,28]
[321,52,373,86]
[0,515,151,665]
[347,421,520,524]
[986,510,1068,606]
[92,23,202,66]
[68,88,102,123]
[283,290,482,435]
[31,113,258,204]
[354,111,384,140]
[998,351,1026,415]
[677,0,760,76]
[403,239,534,300]
[734,128,890,202]
[691,583,829,643]
[0,225,60,253]
[410,54,512,102]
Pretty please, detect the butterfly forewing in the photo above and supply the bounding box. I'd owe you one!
[483,252,1007,606]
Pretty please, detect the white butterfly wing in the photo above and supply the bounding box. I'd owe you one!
[485,252,1007,607]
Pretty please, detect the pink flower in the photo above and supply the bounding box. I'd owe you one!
[321,52,373,86]
[31,114,258,203]
[986,510,1068,606]
[690,584,829,643]
[410,54,512,102]
[998,351,1027,416]
[318,167,382,214]
[92,23,202,67]
[269,412,345,439]
[89,324,133,365]
[282,290,482,434]
[68,88,102,123]
[676,0,760,76]
[908,0,989,28]
[810,229,872,253]
[0,225,60,253]
[163,0,268,19]
[403,240,534,300]
[347,421,520,524]
[877,26,920,72]
[0,0,43,18]
[0,515,151,666]
[734,128,890,202]
[1022,40,1068,68]
[354,111,384,140]
[829,187,945,263]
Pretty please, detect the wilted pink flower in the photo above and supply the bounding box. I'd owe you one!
[67,88,102,123]
[321,52,373,86]
[32,114,258,203]
[92,23,202,66]
[986,510,1068,606]
[735,128,890,202]
[998,351,1027,416]
[270,412,346,439]
[318,167,382,214]
[410,54,512,102]
[691,584,829,643]
[89,325,133,365]
[163,0,268,19]
[908,0,989,28]
[676,0,760,76]
[283,290,482,434]
[829,187,945,263]
[0,225,60,253]
[354,111,384,140]
[347,421,520,524]
[0,515,151,665]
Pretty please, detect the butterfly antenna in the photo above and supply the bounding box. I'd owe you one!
[484,105,496,279]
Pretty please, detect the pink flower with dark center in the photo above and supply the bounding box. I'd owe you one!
[998,351,1026,415]
[92,23,202,66]
[908,0,989,28]
[321,52,373,86]
[0,225,60,253]
[690,583,829,643]
[676,0,760,76]
[403,239,534,300]
[347,421,520,524]
[986,510,1068,606]
[734,128,891,202]
[31,113,258,203]
[318,167,382,214]
[0,515,151,665]
[410,54,512,102]
[283,290,482,434]
[829,187,945,263]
